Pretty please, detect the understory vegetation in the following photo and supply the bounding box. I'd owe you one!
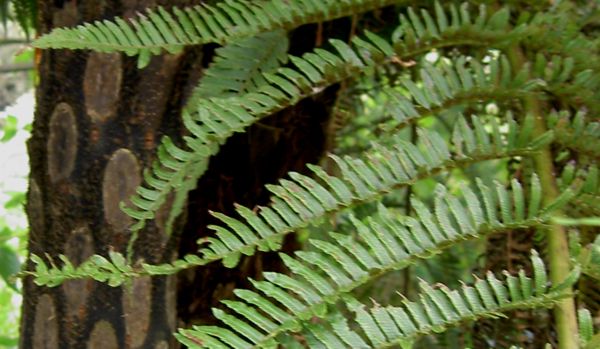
[15,0,600,348]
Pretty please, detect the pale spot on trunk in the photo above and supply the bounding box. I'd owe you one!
[62,226,94,321]
[52,1,79,28]
[87,320,118,349]
[47,102,78,183]
[84,53,122,123]
[102,149,141,235]
[123,276,152,348]
[33,294,58,349]
[27,179,45,237]
[154,340,168,349]
[165,275,177,331]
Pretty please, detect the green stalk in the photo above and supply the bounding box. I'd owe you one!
[508,48,579,349]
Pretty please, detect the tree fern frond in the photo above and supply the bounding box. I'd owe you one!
[365,54,596,138]
[192,114,552,268]
[188,30,289,101]
[548,110,600,159]
[24,113,556,286]
[123,7,536,236]
[12,0,36,39]
[531,53,600,113]
[302,252,578,349]
[578,308,594,346]
[174,183,577,349]
[557,165,600,217]
[34,0,407,67]
[381,56,543,131]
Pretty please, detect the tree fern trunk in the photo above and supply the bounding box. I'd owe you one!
[20,1,198,347]
[20,1,340,348]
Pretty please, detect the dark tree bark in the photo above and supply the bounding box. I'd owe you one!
[20,1,341,348]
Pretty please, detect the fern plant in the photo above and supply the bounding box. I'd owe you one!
[24,0,600,348]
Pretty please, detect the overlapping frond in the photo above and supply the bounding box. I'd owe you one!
[187,30,289,102]
[147,30,290,243]
[12,0,36,38]
[382,56,541,130]
[529,51,600,113]
[174,181,576,348]
[351,54,598,139]
[558,165,600,217]
[121,3,536,236]
[549,110,600,159]
[186,114,553,268]
[33,0,404,67]
[27,114,555,286]
[302,252,578,348]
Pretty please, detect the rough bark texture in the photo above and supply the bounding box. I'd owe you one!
[21,1,342,348]
[22,1,205,348]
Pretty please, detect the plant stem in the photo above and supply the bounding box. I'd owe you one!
[508,48,579,349]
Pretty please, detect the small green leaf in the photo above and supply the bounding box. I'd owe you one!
[0,115,18,142]
[0,245,20,291]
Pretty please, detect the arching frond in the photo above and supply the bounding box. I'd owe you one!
[531,53,600,113]
[26,113,556,286]
[12,0,36,38]
[34,0,405,67]
[25,114,558,286]
[379,56,541,131]
[173,182,576,348]
[557,165,600,217]
[549,110,600,159]
[152,30,290,242]
[301,252,579,349]
[121,5,537,235]
[190,114,553,268]
[187,30,289,101]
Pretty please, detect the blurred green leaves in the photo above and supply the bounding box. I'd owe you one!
[0,115,17,142]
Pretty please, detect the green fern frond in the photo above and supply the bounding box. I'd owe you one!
[144,30,290,243]
[191,114,552,268]
[48,113,554,282]
[188,30,289,101]
[175,197,577,349]
[557,165,600,217]
[122,6,537,236]
[373,54,596,135]
[12,0,36,38]
[33,0,405,67]
[531,52,600,113]
[548,110,600,159]
[25,150,568,288]
[28,250,135,288]
[301,252,578,348]
[382,56,543,130]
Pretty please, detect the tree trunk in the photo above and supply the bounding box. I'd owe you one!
[20,1,340,348]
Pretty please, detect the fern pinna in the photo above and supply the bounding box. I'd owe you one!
[26,1,600,348]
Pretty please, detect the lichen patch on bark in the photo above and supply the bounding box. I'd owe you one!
[47,102,78,183]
